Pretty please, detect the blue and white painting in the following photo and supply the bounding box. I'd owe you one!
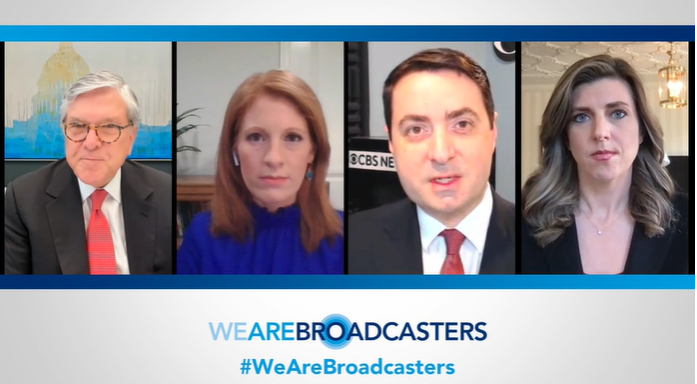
[4,42,172,160]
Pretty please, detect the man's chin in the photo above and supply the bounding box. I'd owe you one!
[420,195,472,214]
[75,171,108,188]
[427,194,464,206]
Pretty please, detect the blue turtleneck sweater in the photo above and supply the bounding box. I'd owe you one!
[177,204,344,274]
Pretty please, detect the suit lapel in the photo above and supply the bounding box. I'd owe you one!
[546,222,672,274]
[45,160,89,274]
[545,221,584,273]
[623,224,671,274]
[121,162,157,274]
[480,191,515,274]
[382,200,423,274]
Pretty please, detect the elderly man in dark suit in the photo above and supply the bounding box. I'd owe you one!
[5,71,172,274]
[348,48,515,274]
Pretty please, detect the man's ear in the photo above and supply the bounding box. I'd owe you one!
[127,124,138,155]
[385,125,394,153]
[491,112,498,150]
[129,123,138,140]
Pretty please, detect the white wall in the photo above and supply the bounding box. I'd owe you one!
[367,42,517,203]
[177,42,345,210]
[520,75,690,183]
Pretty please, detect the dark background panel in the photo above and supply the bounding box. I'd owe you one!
[346,42,370,139]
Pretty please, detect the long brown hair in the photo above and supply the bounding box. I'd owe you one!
[210,69,342,252]
[522,55,675,247]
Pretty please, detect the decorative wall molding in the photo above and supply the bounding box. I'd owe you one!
[522,42,689,79]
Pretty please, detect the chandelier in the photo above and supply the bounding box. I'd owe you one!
[658,42,687,109]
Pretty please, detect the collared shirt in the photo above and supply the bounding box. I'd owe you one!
[77,168,129,274]
[417,185,493,275]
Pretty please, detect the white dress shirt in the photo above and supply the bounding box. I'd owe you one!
[78,168,130,274]
[417,185,493,275]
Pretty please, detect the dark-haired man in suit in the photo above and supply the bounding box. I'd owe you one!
[349,48,515,274]
[5,71,172,274]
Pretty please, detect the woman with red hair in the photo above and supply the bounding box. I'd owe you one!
[177,70,343,274]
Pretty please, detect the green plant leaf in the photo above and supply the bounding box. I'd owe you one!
[176,105,208,154]
[177,113,201,123]
[177,107,203,118]
[177,109,203,124]
[177,145,202,153]
[176,123,207,137]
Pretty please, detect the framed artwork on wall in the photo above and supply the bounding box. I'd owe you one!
[4,42,172,160]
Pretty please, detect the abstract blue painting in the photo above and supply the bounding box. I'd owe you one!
[4,42,172,160]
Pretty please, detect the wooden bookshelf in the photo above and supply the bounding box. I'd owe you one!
[177,175,215,248]
[177,175,215,202]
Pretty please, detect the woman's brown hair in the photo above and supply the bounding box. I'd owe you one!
[210,69,342,252]
[522,55,675,247]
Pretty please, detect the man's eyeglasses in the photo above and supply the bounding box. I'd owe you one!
[63,122,133,144]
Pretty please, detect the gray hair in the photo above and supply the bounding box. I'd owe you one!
[59,70,140,125]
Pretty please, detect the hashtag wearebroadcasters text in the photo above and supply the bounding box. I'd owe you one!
[239,358,455,375]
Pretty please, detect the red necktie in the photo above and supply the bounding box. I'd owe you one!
[440,229,466,274]
[87,189,117,274]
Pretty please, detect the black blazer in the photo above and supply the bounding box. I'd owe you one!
[5,159,172,274]
[521,194,690,274]
[348,189,516,274]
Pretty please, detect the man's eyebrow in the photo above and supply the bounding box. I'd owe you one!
[445,107,479,121]
[67,117,122,123]
[398,114,430,127]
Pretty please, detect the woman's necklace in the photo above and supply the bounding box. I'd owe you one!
[580,208,627,235]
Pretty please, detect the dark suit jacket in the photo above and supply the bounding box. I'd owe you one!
[5,159,172,274]
[348,190,516,274]
[521,194,689,274]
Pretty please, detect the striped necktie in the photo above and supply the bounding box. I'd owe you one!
[87,188,117,274]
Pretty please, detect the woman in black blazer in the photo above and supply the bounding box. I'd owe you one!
[521,55,689,274]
